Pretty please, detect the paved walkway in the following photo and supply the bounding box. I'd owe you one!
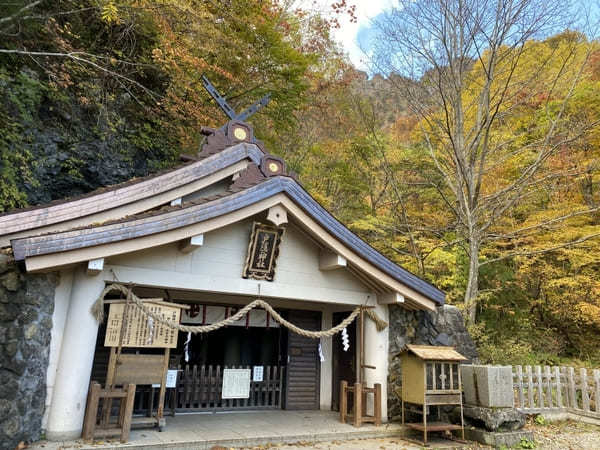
[30,411,465,450]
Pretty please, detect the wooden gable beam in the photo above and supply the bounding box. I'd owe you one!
[377,292,405,304]
[179,234,204,253]
[319,250,347,271]
[87,258,104,275]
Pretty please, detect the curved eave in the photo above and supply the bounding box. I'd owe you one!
[12,176,445,305]
[0,143,264,241]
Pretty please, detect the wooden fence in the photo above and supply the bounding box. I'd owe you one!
[513,365,600,418]
[174,364,284,412]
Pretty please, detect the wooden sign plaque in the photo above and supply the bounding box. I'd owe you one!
[104,302,180,348]
[242,222,285,281]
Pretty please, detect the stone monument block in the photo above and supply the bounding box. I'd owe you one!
[461,365,514,408]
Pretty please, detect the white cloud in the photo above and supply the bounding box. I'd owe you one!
[301,0,396,69]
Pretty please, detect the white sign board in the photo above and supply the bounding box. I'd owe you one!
[222,369,251,399]
[166,369,178,388]
[253,366,264,382]
[152,369,179,388]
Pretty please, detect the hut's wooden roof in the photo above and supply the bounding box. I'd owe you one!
[403,344,467,361]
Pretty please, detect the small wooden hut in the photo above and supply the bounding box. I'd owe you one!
[400,344,467,445]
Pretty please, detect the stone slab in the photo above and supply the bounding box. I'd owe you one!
[464,427,534,448]
[463,405,526,431]
[461,365,514,408]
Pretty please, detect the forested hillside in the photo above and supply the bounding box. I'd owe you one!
[1,1,599,366]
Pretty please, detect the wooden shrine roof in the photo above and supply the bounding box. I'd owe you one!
[403,345,467,361]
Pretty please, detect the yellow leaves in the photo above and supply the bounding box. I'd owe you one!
[101,1,119,24]
[575,303,600,327]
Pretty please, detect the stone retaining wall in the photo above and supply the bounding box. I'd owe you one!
[387,304,478,420]
[0,252,57,450]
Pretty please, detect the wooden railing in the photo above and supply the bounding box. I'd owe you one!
[513,365,600,418]
[174,364,284,412]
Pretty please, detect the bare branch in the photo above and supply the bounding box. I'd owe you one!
[481,232,600,266]
[0,0,41,25]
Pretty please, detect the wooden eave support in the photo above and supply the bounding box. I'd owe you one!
[377,292,405,304]
[87,258,104,275]
[266,204,288,226]
[319,250,347,271]
[179,234,204,253]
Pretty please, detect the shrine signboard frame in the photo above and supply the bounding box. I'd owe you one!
[242,222,285,281]
[99,299,187,432]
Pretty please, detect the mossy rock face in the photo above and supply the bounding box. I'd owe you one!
[0,68,179,214]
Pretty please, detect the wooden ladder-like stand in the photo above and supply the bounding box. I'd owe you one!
[339,306,382,427]
[82,382,136,443]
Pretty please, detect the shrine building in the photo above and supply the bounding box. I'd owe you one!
[0,119,445,441]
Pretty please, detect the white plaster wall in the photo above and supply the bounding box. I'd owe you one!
[107,219,372,306]
[42,269,74,429]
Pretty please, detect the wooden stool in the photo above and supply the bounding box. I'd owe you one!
[82,381,136,443]
[339,380,382,427]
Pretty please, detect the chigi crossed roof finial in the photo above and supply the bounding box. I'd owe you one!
[201,75,271,126]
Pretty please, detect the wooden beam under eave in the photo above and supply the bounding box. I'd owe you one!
[266,204,287,226]
[319,250,347,271]
[377,292,405,304]
[179,234,204,253]
[87,258,104,275]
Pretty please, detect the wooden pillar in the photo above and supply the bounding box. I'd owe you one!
[353,382,362,427]
[340,380,347,423]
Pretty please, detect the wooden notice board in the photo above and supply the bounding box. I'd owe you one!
[104,302,181,348]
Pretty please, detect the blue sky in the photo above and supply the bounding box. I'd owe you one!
[313,0,600,72]
[309,0,397,70]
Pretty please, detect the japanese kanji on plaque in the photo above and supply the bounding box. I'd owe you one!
[242,222,284,281]
[104,302,181,348]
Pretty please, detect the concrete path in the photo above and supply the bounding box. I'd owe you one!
[30,411,468,450]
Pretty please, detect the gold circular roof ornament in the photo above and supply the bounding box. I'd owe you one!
[268,162,279,173]
[233,126,248,141]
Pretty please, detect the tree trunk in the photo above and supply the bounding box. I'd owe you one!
[464,238,480,324]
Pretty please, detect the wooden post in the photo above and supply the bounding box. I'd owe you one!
[555,366,562,408]
[544,366,552,408]
[568,367,576,409]
[526,366,534,408]
[581,368,590,412]
[120,384,136,443]
[358,307,364,384]
[82,382,101,440]
[594,369,600,413]
[354,382,362,427]
[516,366,524,408]
[340,380,347,423]
[374,383,382,426]
[423,401,427,445]
[535,366,543,408]
[102,347,117,427]
[157,348,170,420]
[401,394,405,425]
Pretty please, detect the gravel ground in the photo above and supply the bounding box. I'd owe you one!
[242,419,600,450]
[243,436,487,449]
[527,419,600,450]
